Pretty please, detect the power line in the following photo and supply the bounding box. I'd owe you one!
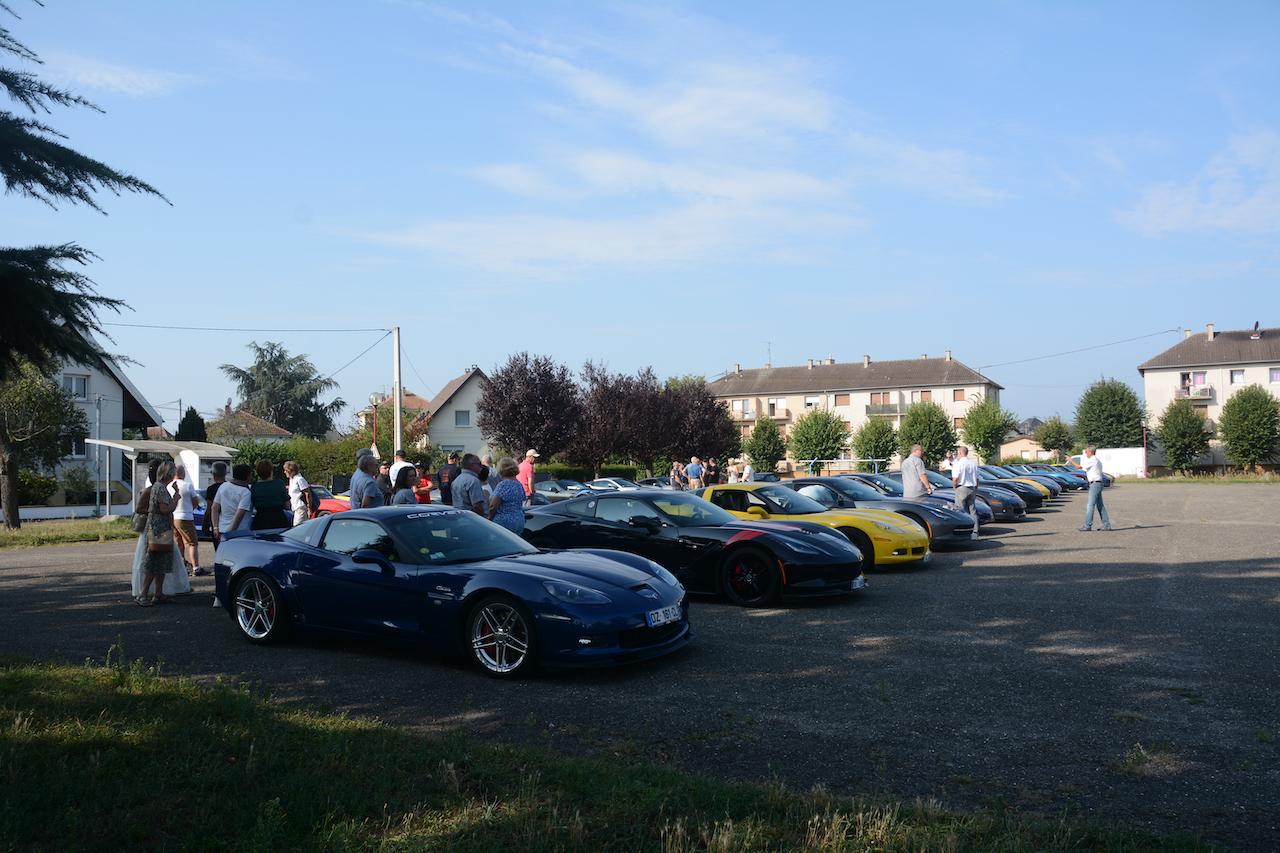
[319,331,391,384]
[403,350,433,397]
[102,322,388,333]
[978,328,1179,370]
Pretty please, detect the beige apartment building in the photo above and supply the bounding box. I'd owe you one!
[1139,323,1280,466]
[707,352,1003,469]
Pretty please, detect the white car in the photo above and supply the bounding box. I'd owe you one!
[587,477,647,492]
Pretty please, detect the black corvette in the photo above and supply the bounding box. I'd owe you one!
[522,490,866,606]
[784,476,979,545]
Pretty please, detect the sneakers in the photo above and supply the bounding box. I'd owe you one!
[1078,526,1092,532]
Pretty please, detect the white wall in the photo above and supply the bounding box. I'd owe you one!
[427,376,491,458]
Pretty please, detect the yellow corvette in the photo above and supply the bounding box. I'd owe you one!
[700,483,929,568]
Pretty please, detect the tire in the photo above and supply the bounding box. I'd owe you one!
[466,594,538,678]
[842,528,876,572]
[232,571,289,644]
[720,547,780,607]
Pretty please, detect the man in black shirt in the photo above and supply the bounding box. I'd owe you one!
[436,452,461,506]
[201,461,227,566]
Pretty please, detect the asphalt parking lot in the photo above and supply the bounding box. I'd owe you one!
[2,483,1277,849]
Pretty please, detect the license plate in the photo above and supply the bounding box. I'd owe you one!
[646,603,682,627]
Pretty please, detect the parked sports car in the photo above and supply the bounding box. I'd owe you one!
[213,506,690,677]
[783,476,979,545]
[587,477,648,492]
[637,477,675,489]
[700,483,929,569]
[193,484,350,540]
[914,470,1029,520]
[972,469,1045,509]
[842,472,995,523]
[747,472,781,482]
[523,490,866,606]
[533,479,597,502]
[981,465,1062,497]
[1008,464,1087,490]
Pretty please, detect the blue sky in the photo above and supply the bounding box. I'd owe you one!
[6,1,1280,429]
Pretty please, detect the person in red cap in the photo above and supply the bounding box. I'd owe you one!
[517,449,539,497]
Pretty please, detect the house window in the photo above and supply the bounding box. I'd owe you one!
[731,399,746,412]
[61,374,88,400]
[952,389,965,402]
[911,390,932,403]
[803,395,821,409]
[441,444,464,454]
[65,436,87,458]
[1270,368,1280,383]
[767,397,785,416]
[454,409,471,427]
[1230,369,1245,385]
[953,417,965,429]
[833,393,850,407]
[1193,371,1206,385]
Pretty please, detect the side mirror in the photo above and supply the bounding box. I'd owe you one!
[629,515,661,531]
[746,506,769,519]
[351,548,393,572]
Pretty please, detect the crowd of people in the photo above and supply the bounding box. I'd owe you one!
[666,456,762,488]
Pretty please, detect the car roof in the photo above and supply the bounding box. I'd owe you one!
[339,505,464,521]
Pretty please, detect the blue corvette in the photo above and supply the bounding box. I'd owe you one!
[213,505,690,678]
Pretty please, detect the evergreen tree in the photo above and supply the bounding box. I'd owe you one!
[851,419,897,471]
[1,362,89,528]
[220,342,344,437]
[1033,417,1074,461]
[1154,399,1211,474]
[1218,385,1280,472]
[1074,379,1145,448]
[175,406,207,442]
[897,402,957,467]
[0,9,166,382]
[741,417,788,477]
[788,409,850,474]
[962,398,1018,463]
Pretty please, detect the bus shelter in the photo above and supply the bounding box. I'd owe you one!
[84,439,238,516]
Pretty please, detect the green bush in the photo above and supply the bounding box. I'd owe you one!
[17,470,57,506]
[1075,379,1145,448]
[742,418,788,475]
[1154,399,1213,473]
[1218,384,1280,472]
[897,402,957,467]
[541,463,592,482]
[852,419,897,472]
[598,464,640,480]
[788,410,850,474]
[60,464,96,504]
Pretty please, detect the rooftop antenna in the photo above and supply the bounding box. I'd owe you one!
[766,340,772,367]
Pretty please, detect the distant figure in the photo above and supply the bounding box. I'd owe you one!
[250,460,290,530]
[451,453,486,515]
[388,449,414,489]
[727,463,740,484]
[283,460,311,526]
[171,464,201,575]
[1074,446,1112,531]
[704,457,720,486]
[489,457,527,534]
[939,450,954,473]
[685,456,704,490]
[137,461,180,606]
[391,465,418,505]
[413,463,433,504]
[741,460,755,483]
[518,449,539,497]
[437,452,462,506]
[376,460,394,503]
[350,453,385,508]
[949,446,980,540]
[901,444,933,501]
[669,461,687,491]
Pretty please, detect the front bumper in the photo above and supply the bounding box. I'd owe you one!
[537,597,692,668]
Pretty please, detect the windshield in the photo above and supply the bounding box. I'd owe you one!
[310,485,334,499]
[869,475,904,496]
[756,484,826,514]
[650,493,736,527]
[923,470,952,488]
[825,478,883,501]
[610,478,640,488]
[385,510,537,565]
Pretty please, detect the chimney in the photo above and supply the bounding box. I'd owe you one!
[1184,329,1192,339]
[920,353,928,360]
[944,349,952,362]
[862,355,870,368]
[733,363,741,374]
[1206,323,1215,341]
[807,358,814,369]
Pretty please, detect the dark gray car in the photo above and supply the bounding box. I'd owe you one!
[784,476,978,545]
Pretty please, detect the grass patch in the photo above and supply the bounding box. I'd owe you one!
[1112,743,1186,779]
[0,658,1212,852]
[1168,687,1206,706]
[1113,711,1146,724]
[0,517,136,549]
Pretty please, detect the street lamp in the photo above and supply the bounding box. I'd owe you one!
[368,392,386,457]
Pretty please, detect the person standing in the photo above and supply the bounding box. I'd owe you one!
[413,463,433,504]
[138,461,180,606]
[250,460,290,530]
[283,461,311,526]
[741,459,755,483]
[669,461,686,491]
[437,452,462,506]
[171,464,201,575]
[704,457,720,486]
[390,466,418,505]
[901,444,934,501]
[949,446,980,540]
[685,456,704,490]
[939,450,954,473]
[517,449,539,498]
[388,450,413,489]
[202,461,227,553]
[350,453,385,508]
[376,460,394,503]
[211,462,254,543]
[1074,446,1112,531]
[488,457,527,534]
[451,453,486,515]
[727,463,740,484]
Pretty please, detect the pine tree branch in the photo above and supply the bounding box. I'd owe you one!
[0,68,102,114]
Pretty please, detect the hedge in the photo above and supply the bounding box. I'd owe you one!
[18,471,58,506]
[540,463,640,482]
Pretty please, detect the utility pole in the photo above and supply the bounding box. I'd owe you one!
[391,326,403,456]
[94,394,102,516]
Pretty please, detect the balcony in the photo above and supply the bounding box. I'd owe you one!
[866,403,905,416]
[731,410,756,421]
[1175,385,1214,400]
[764,408,791,420]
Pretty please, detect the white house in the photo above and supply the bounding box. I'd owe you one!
[424,367,490,458]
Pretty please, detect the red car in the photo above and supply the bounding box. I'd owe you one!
[307,484,353,517]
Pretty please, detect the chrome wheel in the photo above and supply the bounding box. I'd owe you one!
[236,576,277,640]
[469,599,531,674]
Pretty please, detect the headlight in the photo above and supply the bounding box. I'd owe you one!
[872,521,905,534]
[785,537,825,555]
[542,581,611,605]
[650,564,681,588]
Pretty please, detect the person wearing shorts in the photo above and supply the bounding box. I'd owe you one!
[171,464,201,575]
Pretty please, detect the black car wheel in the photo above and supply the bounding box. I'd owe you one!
[842,528,876,571]
[721,547,780,607]
[466,594,537,678]
[233,571,289,644]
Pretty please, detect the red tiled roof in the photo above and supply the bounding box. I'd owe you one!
[206,409,292,439]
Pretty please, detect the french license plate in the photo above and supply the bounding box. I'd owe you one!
[646,603,682,627]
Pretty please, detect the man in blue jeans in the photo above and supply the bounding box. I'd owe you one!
[1074,446,1112,531]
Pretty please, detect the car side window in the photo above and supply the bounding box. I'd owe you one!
[708,490,747,512]
[798,484,836,506]
[565,498,597,517]
[745,491,768,508]
[596,498,660,523]
[321,518,399,561]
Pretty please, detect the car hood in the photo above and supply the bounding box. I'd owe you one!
[480,549,663,592]
[786,507,922,535]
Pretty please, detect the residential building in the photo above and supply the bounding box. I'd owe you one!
[206,406,293,444]
[423,367,490,458]
[354,389,433,432]
[1000,434,1052,461]
[52,356,162,507]
[1138,323,1280,466]
[707,352,1003,470]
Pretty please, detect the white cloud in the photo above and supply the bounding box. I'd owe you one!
[1117,131,1280,235]
[470,163,564,197]
[44,53,196,97]
[845,133,1008,203]
[213,41,305,81]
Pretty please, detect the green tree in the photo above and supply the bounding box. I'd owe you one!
[897,402,957,467]
[478,353,580,458]
[851,419,897,471]
[741,417,788,476]
[1218,385,1280,472]
[1033,417,1074,461]
[1,362,89,528]
[220,342,344,437]
[1153,399,1212,473]
[788,409,850,474]
[664,377,740,473]
[1074,379,1144,448]
[962,398,1018,464]
[175,406,207,442]
[0,9,165,382]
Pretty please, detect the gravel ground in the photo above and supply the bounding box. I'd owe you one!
[2,483,1277,849]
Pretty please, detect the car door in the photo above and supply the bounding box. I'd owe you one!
[589,496,684,566]
[293,516,423,637]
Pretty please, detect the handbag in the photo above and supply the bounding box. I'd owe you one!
[131,486,152,533]
[147,526,175,553]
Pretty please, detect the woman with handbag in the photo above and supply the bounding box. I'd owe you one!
[138,461,180,606]
[131,460,193,600]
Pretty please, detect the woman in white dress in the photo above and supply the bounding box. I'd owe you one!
[130,460,192,598]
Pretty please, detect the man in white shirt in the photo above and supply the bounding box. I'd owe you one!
[284,460,310,527]
[1073,446,1112,531]
[949,447,980,539]
[741,461,755,482]
[211,463,254,546]
[388,450,414,491]
[939,450,954,473]
[171,465,201,574]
